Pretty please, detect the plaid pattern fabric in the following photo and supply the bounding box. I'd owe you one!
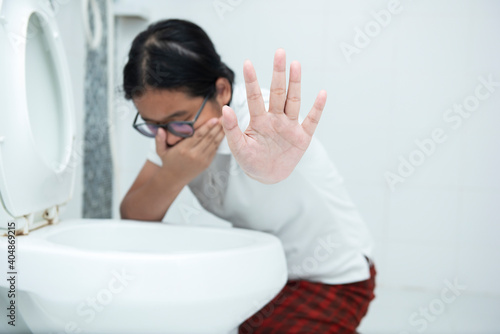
[239,260,376,334]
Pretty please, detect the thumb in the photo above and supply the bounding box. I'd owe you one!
[221,105,244,153]
[155,127,168,156]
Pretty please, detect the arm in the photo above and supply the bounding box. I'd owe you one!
[120,160,186,221]
[120,117,225,221]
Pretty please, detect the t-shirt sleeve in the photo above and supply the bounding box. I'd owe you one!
[146,140,163,167]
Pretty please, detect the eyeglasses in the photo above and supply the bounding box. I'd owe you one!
[133,94,210,138]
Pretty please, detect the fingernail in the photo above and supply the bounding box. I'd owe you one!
[210,118,218,125]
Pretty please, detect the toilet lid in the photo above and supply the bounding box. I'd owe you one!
[0,1,76,227]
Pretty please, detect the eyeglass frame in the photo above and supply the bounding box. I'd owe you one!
[132,93,211,138]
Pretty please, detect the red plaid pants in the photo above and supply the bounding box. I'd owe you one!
[238,258,376,334]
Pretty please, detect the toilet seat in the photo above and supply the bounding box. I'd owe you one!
[0,0,75,229]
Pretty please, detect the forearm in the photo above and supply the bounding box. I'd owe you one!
[120,166,188,221]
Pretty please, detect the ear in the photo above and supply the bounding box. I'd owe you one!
[215,77,232,106]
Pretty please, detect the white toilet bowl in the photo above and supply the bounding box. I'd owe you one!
[2,219,287,333]
[0,1,287,333]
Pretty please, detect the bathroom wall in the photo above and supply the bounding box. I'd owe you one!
[54,0,85,222]
[57,0,500,332]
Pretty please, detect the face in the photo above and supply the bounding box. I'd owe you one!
[133,81,229,147]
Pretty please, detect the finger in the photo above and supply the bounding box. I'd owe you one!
[284,61,301,121]
[214,126,226,144]
[155,127,168,156]
[200,125,225,153]
[195,120,223,151]
[269,48,287,114]
[243,59,266,118]
[221,105,245,154]
[301,90,327,137]
[184,117,219,147]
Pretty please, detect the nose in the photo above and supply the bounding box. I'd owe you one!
[166,132,183,147]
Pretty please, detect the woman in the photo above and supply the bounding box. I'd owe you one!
[120,19,376,334]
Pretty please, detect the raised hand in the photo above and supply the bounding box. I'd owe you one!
[221,49,327,184]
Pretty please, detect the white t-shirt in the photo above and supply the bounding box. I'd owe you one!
[146,83,374,284]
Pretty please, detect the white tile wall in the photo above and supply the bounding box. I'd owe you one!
[326,123,392,186]
[55,0,85,221]
[359,286,500,333]
[458,190,500,252]
[386,187,459,243]
[382,240,457,290]
[457,244,500,296]
[459,93,500,189]
[385,125,462,189]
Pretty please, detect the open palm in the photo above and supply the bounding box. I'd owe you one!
[221,49,327,184]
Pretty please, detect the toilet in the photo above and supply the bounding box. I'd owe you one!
[0,1,287,333]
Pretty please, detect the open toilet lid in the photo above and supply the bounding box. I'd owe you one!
[0,0,76,225]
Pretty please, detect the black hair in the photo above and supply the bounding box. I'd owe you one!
[122,19,234,105]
